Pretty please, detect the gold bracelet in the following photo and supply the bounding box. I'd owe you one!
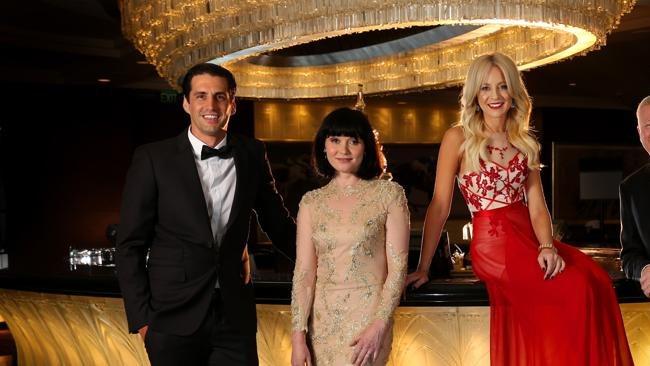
[538,242,557,253]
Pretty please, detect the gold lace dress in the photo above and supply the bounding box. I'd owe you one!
[291,179,409,366]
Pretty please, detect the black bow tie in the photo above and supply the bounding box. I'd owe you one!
[201,144,233,160]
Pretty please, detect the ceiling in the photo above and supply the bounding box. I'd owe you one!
[1,0,648,108]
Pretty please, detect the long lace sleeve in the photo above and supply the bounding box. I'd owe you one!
[290,194,317,332]
[375,183,410,322]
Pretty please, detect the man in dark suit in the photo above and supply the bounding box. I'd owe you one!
[620,95,650,296]
[116,63,296,365]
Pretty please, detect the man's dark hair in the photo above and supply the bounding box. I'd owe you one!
[181,63,237,101]
[312,107,383,180]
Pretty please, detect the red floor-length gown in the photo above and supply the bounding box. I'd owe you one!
[458,151,634,365]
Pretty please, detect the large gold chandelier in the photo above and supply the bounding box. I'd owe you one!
[120,0,635,99]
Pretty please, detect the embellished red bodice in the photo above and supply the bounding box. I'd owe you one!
[458,152,529,213]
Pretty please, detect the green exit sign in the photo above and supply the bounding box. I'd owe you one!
[160,90,178,104]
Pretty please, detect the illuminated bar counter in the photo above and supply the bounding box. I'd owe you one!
[0,249,649,366]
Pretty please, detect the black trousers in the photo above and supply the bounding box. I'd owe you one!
[144,290,258,366]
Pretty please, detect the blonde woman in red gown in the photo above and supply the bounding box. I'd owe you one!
[405,52,634,365]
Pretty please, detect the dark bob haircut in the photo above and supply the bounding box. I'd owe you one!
[312,107,383,180]
[181,63,237,102]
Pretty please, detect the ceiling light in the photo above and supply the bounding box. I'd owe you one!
[120,0,635,99]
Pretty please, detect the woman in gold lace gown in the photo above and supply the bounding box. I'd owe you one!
[290,108,410,366]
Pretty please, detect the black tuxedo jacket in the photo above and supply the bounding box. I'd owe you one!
[620,162,650,280]
[116,130,296,336]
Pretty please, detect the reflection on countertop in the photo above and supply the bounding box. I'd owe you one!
[0,246,644,305]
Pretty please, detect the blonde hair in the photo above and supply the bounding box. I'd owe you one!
[457,52,540,173]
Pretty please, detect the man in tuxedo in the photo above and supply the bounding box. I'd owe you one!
[116,63,296,365]
[620,95,650,296]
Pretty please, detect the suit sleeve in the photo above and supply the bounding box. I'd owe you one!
[253,141,297,262]
[619,182,650,281]
[115,146,157,333]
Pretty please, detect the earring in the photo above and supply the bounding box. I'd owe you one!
[475,105,480,112]
[510,102,516,109]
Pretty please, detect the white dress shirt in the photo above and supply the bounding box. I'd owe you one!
[187,128,237,246]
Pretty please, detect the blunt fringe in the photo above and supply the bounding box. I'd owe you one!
[311,107,383,180]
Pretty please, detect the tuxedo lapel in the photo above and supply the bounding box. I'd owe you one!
[223,134,246,236]
[175,131,214,245]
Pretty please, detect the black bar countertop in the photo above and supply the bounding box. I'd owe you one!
[0,248,646,306]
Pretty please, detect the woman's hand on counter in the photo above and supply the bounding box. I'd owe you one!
[405,269,430,290]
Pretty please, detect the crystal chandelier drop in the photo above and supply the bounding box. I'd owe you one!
[354,84,366,112]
